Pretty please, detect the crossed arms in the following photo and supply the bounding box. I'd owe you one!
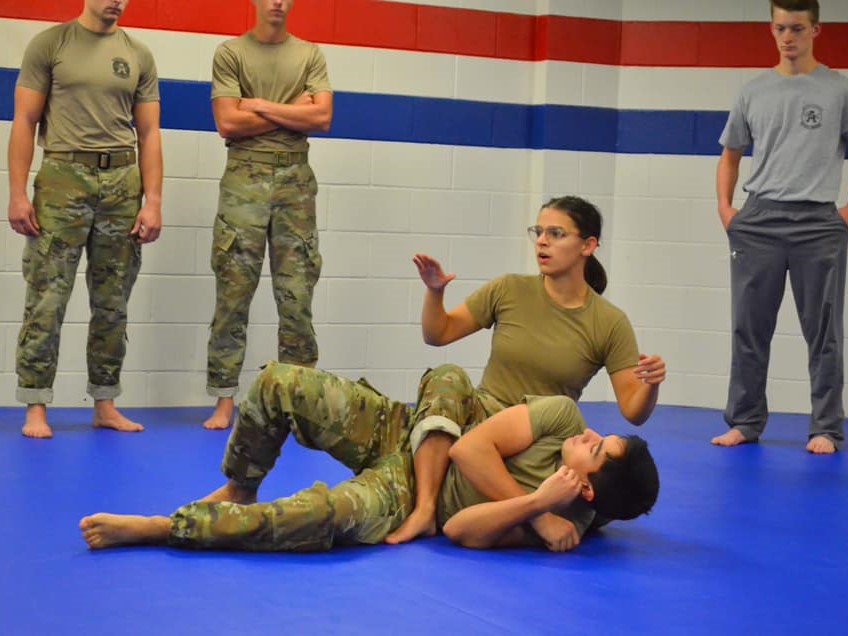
[212,91,333,139]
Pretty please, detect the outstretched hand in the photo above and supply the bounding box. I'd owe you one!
[635,353,666,385]
[413,253,456,292]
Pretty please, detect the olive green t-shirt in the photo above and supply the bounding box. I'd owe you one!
[211,33,332,152]
[16,20,159,152]
[437,395,597,541]
[466,275,640,406]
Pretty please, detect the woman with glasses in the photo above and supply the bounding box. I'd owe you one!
[384,195,666,546]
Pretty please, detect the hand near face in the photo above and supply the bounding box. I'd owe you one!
[413,253,456,292]
[530,512,581,553]
[635,353,666,385]
[534,465,582,510]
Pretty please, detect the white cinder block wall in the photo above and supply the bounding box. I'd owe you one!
[2,0,848,416]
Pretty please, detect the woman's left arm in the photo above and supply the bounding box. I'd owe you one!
[609,354,666,425]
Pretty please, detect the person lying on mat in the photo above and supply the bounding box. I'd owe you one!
[80,362,659,553]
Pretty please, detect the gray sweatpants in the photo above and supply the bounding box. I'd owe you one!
[725,194,848,447]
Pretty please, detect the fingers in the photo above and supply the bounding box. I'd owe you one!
[636,353,667,384]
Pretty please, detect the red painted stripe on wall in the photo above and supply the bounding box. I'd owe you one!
[1,0,847,67]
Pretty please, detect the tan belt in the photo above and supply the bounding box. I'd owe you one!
[227,148,308,166]
[44,150,136,169]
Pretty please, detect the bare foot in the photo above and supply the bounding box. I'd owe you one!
[22,404,53,439]
[79,513,170,549]
[711,428,750,447]
[385,506,436,544]
[200,481,257,505]
[806,436,837,454]
[203,397,234,430]
[92,400,143,432]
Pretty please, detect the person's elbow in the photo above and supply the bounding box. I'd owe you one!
[314,110,332,133]
[442,517,487,549]
[214,117,239,140]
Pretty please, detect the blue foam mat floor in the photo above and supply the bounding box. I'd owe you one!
[1,403,846,635]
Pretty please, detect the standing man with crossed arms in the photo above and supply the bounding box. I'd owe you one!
[7,0,162,438]
[714,0,848,454]
[203,0,333,430]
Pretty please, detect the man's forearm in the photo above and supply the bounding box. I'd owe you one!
[137,129,163,206]
[8,117,36,198]
[252,101,331,133]
[443,493,543,548]
[217,109,279,139]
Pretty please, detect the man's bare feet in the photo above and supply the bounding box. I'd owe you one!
[200,481,257,505]
[22,404,53,439]
[79,513,170,549]
[385,506,437,544]
[203,397,234,430]
[806,435,837,454]
[92,400,144,432]
[711,428,751,447]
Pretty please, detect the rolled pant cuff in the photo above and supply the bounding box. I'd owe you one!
[88,383,122,401]
[207,385,238,398]
[16,386,54,405]
[410,415,462,455]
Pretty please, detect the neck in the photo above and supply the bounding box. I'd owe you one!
[776,55,818,76]
[543,274,590,309]
[252,20,289,44]
[78,12,118,34]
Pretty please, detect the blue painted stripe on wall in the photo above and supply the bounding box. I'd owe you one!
[0,67,730,155]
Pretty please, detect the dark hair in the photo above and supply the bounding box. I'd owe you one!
[541,196,607,295]
[770,0,819,23]
[587,435,659,521]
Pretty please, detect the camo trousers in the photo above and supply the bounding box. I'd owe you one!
[206,155,321,398]
[168,362,496,551]
[16,157,142,404]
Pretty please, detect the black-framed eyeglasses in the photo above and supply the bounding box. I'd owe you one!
[527,225,575,241]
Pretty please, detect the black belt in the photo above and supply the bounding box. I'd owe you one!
[44,150,136,169]
[227,148,308,166]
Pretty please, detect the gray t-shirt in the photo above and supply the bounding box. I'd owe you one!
[719,65,848,202]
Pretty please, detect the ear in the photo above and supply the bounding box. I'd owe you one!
[581,480,595,502]
[812,23,822,39]
[581,236,599,257]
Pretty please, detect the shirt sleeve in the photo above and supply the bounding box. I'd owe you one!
[16,30,54,95]
[211,42,244,100]
[464,276,507,330]
[603,312,640,376]
[134,43,160,103]
[526,395,585,441]
[719,90,752,150]
[306,45,332,94]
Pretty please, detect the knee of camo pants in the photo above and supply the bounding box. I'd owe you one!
[219,363,301,488]
[412,364,478,426]
[169,481,336,552]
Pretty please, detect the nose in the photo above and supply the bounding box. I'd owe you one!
[582,428,601,443]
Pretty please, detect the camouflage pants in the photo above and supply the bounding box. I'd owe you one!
[16,157,142,404]
[207,156,321,397]
[168,363,495,552]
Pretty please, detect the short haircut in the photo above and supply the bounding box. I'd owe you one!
[587,435,659,521]
[770,0,820,24]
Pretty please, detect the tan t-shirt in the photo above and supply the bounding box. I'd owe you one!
[211,33,332,152]
[466,275,640,406]
[437,395,597,541]
[16,20,159,152]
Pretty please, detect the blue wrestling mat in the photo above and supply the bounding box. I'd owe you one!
[1,403,846,635]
